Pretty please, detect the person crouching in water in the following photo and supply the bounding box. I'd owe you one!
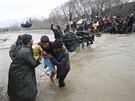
[51,40,70,87]
[33,35,56,83]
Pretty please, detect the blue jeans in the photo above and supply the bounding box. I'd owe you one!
[44,58,55,71]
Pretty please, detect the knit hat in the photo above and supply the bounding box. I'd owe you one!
[22,34,32,45]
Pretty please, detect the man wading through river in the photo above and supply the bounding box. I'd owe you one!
[51,40,70,87]
[7,34,40,101]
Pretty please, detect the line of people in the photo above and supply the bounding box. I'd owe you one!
[51,22,96,52]
[8,34,70,101]
[65,13,135,34]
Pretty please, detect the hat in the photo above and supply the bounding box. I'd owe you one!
[22,34,32,45]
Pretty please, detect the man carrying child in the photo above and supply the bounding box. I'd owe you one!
[51,40,70,87]
[33,35,70,87]
[33,35,56,83]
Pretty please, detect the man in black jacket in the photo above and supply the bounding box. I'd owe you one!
[7,34,40,101]
[51,23,63,40]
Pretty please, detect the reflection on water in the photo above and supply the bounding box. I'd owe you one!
[0,31,135,101]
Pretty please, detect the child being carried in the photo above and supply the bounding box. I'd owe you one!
[33,35,56,83]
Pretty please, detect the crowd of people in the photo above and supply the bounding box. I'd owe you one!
[50,13,135,52]
[66,13,135,34]
[51,22,96,52]
[7,13,135,101]
[8,34,70,101]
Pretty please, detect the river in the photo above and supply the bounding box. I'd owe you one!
[0,30,135,101]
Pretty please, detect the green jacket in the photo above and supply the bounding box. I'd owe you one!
[7,45,39,101]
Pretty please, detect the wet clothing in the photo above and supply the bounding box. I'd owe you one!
[52,47,70,86]
[62,33,79,52]
[9,40,22,60]
[7,45,39,101]
[62,34,71,51]
[51,24,63,39]
[44,58,55,72]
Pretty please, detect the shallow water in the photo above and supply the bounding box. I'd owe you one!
[0,30,135,101]
[0,29,54,49]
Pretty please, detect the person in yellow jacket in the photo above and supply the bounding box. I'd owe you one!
[92,22,99,31]
[33,43,46,61]
[33,35,56,83]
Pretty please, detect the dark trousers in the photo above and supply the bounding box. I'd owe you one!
[59,69,69,86]
[128,25,133,33]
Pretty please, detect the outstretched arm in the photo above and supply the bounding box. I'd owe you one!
[51,23,54,31]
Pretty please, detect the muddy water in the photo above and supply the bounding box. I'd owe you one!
[0,31,135,101]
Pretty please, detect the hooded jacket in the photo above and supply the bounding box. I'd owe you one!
[7,45,39,101]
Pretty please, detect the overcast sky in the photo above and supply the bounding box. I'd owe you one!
[0,0,69,27]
